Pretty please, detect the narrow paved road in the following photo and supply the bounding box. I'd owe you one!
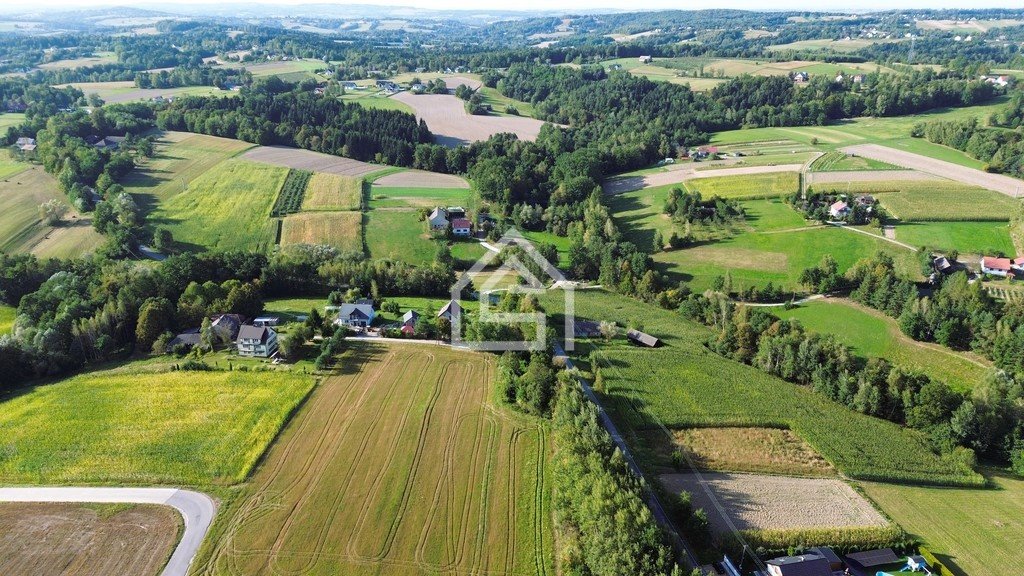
[0,487,216,576]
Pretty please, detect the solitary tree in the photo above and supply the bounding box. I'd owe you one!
[38,200,67,226]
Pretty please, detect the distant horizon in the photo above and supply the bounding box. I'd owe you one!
[6,1,1023,14]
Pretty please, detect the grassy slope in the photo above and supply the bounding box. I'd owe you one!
[711,97,1010,168]
[369,185,472,209]
[779,299,992,392]
[0,367,314,485]
[861,470,1024,576]
[541,289,980,486]
[150,159,286,253]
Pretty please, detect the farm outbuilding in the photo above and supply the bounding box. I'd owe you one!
[627,330,661,347]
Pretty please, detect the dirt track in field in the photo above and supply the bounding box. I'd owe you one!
[806,169,942,186]
[660,472,888,532]
[392,92,547,146]
[0,503,180,576]
[603,164,804,194]
[242,146,385,177]
[842,143,1024,197]
[374,170,470,189]
[194,343,552,576]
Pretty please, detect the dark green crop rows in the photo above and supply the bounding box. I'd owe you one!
[271,169,313,217]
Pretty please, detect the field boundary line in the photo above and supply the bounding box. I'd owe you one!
[0,486,216,576]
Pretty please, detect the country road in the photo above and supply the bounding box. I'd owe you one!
[841,143,1024,197]
[0,487,216,576]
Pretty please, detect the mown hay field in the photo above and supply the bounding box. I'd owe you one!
[193,343,554,576]
[653,426,837,477]
[0,503,180,576]
[150,159,287,253]
[541,290,983,486]
[0,163,103,258]
[861,470,1024,576]
[0,368,314,485]
[779,299,993,392]
[121,131,253,219]
[281,211,363,252]
[684,171,799,199]
[365,210,438,266]
[302,172,363,211]
[370,185,472,209]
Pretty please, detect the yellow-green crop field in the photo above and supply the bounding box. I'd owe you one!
[301,172,363,211]
[0,368,314,485]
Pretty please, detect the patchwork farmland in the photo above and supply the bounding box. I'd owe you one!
[193,343,553,576]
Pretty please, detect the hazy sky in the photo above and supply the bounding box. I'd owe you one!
[20,0,1022,11]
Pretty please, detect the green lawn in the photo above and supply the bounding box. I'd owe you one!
[448,240,489,268]
[340,91,414,114]
[741,198,810,232]
[653,225,919,292]
[0,113,25,131]
[0,366,314,485]
[149,159,286,253]
[540,289,981,486]
[0,305,15,335]
[895,221,1015,255]
[365,210,438,266]
[477,86,537,117]
[522,230,572,267]
[684,171,800,200]
[779,299,993,391]
[862,470,1024,576]
[369,185,472,209]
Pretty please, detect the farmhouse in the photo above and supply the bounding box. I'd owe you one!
[428,207,449,231]
[765,553,832,576]
[335,303,377,328]
[627,329,661,347]
[410,83,427,93]
[437,299,461,321]
[168,328,201,349]
[1013,257,1024,274]
[375,80,399,93]
[446,206,467,219]
[451,217,472,237]
[15,136,35,152]
[341,81,359,90]
[980,256,1013,277]
[853,74,865,83]
[237,325,279,358]
[401,309,419,334]
[828,200,850,219]
[90,135,124,151]
[211,313,244,341]
[638,55,652,63]
[932,256,954,275]
[792,71,809,83]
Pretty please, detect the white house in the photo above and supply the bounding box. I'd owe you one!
[981,256,1013,277]
[437,300,461,322]
[237,325,278,358]
[335,303,376,328]
[428,207,449,231]
[829,200,850,219]
[451,218,472,237]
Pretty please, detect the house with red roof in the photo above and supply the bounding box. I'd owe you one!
[981,256,1013,277]
[451,218,472,237]
[828,200,850,219]
[1013,257,1024,274]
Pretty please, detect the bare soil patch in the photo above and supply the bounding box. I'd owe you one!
[842,143,1024,197]
[660,472,888,532]
[373,169,470,189]
[242,146,385,178]
[392,92,547,146]
[666,427,836,477]
[0,503,181,576]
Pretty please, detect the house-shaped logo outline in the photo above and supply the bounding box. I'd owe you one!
[450,227,575,351]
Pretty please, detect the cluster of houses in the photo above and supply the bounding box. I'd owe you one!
[427,206,472,237]
[981,74,1014,88]
[827,194,874,220]
[332,298,462,337]
[980,255,1024,278]
[169,313,281,358]
[757,547,933,576]
[793,71,865,84]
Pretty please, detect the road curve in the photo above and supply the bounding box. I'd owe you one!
[0,487,217,576]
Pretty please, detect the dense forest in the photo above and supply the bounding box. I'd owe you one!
[915,93,1024,178]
